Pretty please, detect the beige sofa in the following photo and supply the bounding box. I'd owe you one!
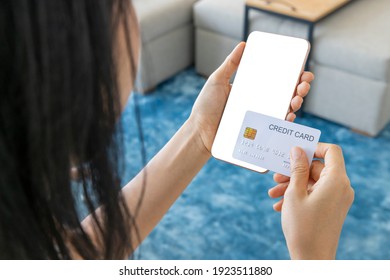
[133,0,198,93]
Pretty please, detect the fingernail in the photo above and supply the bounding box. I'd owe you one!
[291,146,302,161]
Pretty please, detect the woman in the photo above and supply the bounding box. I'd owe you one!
[0,0,353,259]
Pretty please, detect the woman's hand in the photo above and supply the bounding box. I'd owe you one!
[189,42,315,155]
[269,143,354,259]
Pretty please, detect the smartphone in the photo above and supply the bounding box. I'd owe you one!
[211,31,310,173]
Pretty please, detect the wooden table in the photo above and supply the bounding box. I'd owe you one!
[243,0,352,69]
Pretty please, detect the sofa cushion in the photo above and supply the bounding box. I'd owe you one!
[133,0,198,43]
[194,0,390,82]
[313,0,390,82]
[194,0,244,40]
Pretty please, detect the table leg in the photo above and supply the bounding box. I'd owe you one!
[243,5,250,41]
[305,22,315,70]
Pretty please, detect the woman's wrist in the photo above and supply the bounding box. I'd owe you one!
[185,117,213,158]
[287,240,337,260]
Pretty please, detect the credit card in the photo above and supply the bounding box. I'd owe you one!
[232,111,321,177]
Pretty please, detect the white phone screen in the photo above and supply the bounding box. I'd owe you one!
[212,31,310,173]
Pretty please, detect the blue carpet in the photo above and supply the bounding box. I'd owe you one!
[120,68,390,260]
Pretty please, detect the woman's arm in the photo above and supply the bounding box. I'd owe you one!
[120,118,210,248]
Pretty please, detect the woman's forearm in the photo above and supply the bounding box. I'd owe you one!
[121,118,210,249]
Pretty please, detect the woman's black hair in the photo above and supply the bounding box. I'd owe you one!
[0,0,139,259]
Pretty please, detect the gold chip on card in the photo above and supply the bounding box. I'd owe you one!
[244,127,257,140]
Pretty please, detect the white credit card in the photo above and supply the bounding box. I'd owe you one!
[232,111,321,177]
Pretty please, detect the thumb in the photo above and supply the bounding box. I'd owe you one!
[288,146,310,197]
[212,42,245,84]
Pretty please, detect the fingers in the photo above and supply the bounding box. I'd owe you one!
[268,183,289,198]
[296,82,311,98]
[273,173,290,183]
[291,96,303,112]
[272,160,323,197]
[287,146,310,198]
[310,160,324,182]
[300,71,315,83]
[314,143,346,173]
[212,42,246,84]
[291,72,313,113]
[286,112,296,122]
[291,80,310,113]
[273,198,284,212]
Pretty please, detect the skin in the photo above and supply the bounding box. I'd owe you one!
[269,144,354,259]
[115,4,140,111]
[81,8,352,259]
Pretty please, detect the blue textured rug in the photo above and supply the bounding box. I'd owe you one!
[121,68,390,260]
